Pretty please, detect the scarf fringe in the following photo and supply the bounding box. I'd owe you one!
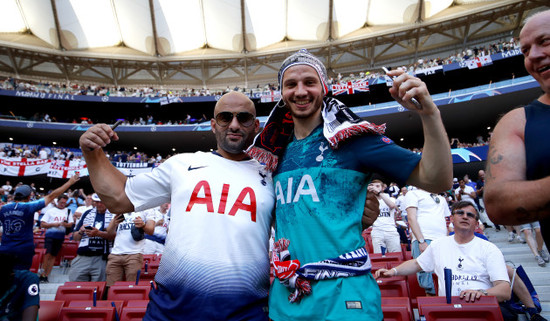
[327,122,387,148]
[246,146,279,172]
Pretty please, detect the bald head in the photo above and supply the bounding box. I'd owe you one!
[211,91,259,161]
[214,91,255,117]
[519,9,550,97]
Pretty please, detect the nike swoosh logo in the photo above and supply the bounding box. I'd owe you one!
[188,165,207,171]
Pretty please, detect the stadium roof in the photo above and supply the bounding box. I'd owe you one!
[0,0,547,87]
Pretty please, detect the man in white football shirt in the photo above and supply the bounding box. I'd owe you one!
[79,91,275,321]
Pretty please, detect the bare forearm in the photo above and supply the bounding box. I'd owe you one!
[485,178,550,225]
[488,281,511,302]
[407,209,424,241]
[410,110,453,192]
[82,148,133,214]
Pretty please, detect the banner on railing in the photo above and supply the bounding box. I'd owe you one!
[0,158,51,176]
[331,80,370,95]
[0,157,158,178]
[260,91,281,103]
[48,159,88,178]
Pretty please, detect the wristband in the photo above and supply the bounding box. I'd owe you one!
[392,268,398,276]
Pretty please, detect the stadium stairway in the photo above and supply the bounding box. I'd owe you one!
[39,265,71,301]
[484,227,550,320]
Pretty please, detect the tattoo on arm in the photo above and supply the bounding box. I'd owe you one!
[516,200,550,224]
[486,146,503,180]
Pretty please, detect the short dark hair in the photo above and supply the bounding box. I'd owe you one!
[58,195,69,201]
[451,201,479,220]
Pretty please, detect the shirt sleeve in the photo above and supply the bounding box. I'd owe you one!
[404,191,419,210]
[125,158,174,212]
[350,134,421,186]
[19,271,40,311]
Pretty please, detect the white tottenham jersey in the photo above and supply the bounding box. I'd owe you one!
[125,151,275,321]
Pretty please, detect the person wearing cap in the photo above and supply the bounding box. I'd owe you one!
[69,193,116,282]
[0,174,80,270]
[247,49,452,320]
[79,91,379,320]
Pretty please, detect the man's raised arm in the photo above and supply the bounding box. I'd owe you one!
[79,124,134,214]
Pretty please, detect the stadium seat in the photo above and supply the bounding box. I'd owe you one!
[124,300,150,307]
[417,296,503,321]
[30,249,45,273]
[381,297,413,321]
[67,300,124,315]
[120,306,147,321]
[60,240,79,263]
[376,276,410,298]
[382,304,413,321]
[408,272,439,309]
[64,281,107,300]
[139,270,157,282]
[114,280,154,287]
[107,285,151,303]
[55,285,98,305]
[58,306,116,321]
[38,300,64,321]
[370,252,404,264]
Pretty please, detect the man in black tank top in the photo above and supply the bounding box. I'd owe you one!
[484,9,550,247]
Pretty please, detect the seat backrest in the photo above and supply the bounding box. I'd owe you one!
[58,306,115,321]
[376,276,409,298]
[67,300,124,315]
[30,250,44,273]
[114,281,153,286]
[38,300,64,321]
[382,304,413,321]
[417,295,498,307]
[120,306,147,321]
[107,285,151,303]
[55,285,97,304]
[381,297,413,320]
[124,300,150,308]
[418,302,504,321]
[64,281,107,299]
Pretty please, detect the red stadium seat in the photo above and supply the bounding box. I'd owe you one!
[382,304,413,321]
[114,280,154,287]
[38,300,64,321]
[376,276,410,298]
[124,300,150,307]
[370,252,404,264]
[67,300,124,315]
[55,285,98,305]
[61,240,79,263]
[381,297,413,321]
[418,296,503,321]
[58,306,116,321]
[64,282,107,300]
[120,306,147,321]
[139,268,158,281]
[30,249,45,273]
[407,272,439,309]
[107,285,151,303]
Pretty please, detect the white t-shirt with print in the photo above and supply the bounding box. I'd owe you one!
[404,189,450,241]
[110,209,157,255]
[416,235,509,296]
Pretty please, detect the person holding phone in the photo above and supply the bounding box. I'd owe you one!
[69,193,116,282]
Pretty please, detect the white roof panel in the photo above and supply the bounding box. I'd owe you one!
[0,0,26,32]
[115,0,154,55]
[244,0,286,50]
[287,0,330,41]
[56,0,120,49]
[155,0,205,54]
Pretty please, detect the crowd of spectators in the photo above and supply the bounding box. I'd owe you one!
[0,38,520,99]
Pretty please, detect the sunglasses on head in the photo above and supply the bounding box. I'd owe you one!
[215,111,255,127]
[453,209,477,219]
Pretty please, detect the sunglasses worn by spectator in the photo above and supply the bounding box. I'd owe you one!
[453,209,476,219]
[215,112,255,127]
